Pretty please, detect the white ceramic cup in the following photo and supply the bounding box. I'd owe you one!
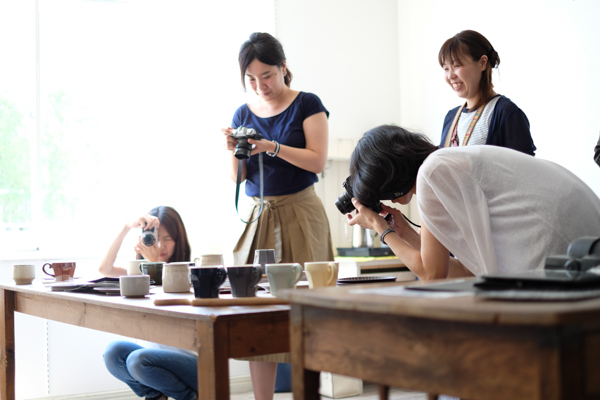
[119,275,150,297]
[162,262,192,293]
[13,264,36,285]
[194,254,224,267]
[265,263,303,297]
[305,262,339,289]
[127,259,148,275]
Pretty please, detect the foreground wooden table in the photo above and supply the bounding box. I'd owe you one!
[281,281,600,400]
[0,282,289,400]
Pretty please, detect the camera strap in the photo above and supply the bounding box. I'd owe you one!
[235,153,264,224]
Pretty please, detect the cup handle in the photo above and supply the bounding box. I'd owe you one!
[193,257,200,264]
[290,264,303,286]
[215,268,227,286]
[250,267,262,288]
[42,263,55,277]
[139,264,144,273]
[325,262,338,286]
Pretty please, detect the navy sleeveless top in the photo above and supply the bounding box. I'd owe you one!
[231,92,329,197]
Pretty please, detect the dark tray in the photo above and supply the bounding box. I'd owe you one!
[336,276,397,285]
[337,247,394,257]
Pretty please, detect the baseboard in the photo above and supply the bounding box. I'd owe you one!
[26,375,254,399]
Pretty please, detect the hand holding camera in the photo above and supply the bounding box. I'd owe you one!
[224,126,266,159]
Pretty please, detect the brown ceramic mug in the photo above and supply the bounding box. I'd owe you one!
[42,262,76,281]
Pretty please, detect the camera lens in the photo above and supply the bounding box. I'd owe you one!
[335,192,355,214]
[142,232,156,246]
[234,138,252,160]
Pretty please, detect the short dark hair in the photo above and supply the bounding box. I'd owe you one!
[238,32,292,90]
[438,30,500,110]
[138,206,191,262]
[350,125,438,206]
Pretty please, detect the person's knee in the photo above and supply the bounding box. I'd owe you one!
[126,348,155,381]
[103,341,139,368]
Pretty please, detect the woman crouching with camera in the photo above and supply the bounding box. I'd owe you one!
[345,125,600,281]
[222,32,333,400]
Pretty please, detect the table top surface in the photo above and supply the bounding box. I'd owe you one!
[0,280,290,322]
[279,278,600,326]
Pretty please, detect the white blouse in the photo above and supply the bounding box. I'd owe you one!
[417,146,600,276]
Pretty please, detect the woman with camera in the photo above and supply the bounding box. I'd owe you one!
[439,30,536,155]
[222,32,334,400]
[100,206,196,400]
[346,125,600,281]
[98,206,191,277]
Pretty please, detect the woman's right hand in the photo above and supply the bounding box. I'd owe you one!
[222,127,237,152]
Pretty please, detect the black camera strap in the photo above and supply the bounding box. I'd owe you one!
[235,153,264,224]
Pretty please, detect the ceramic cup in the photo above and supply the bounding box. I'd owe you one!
[42,262,76,282]
[127,259,148,275]
[194,254,225,267]
[140,262,165,285]
[305,262,339,289]
[162,262,192,293]
[119,275,150,297]
[265,263,303,297]
[227,265,262,298]
[253,249,276,275]
[13,264,35,285]
[189,267,227,298]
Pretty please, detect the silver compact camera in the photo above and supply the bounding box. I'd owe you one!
[141,225,157,246]
[231,126,264,160]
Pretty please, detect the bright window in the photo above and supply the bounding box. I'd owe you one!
[1,0,275,258]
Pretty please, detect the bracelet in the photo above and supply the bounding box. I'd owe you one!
[266,140,280,157]
[380,228,396,245]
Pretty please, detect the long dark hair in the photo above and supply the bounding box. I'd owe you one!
[350,125,438,206]
[138,206,191,262]
[438,30,500,110]
[238,32,292,90]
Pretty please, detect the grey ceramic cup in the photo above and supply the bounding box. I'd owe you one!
[253,249,276,275]
[227,265,262,297]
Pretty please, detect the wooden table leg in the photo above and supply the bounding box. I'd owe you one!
[291,305,320,400]
[0,289,15,400]
[196,320,230,400]
[378,385,390,400]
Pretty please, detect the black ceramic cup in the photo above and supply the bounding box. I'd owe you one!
[189,267,227,298]
[140,262,165,285]
[227,265,262,297]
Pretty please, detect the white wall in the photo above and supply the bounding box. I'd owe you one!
[397,0,600,208]
[275,0,411,250]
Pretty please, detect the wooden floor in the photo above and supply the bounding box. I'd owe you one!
[231,384,428,400]
[26,383,428,400]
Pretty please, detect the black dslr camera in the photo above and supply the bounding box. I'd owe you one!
[141,225,157,246]
[231,126,264,160]
[335,177,385,215]
[545,237,600,272]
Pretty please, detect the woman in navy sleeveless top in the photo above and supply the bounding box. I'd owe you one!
[222,32,334,400]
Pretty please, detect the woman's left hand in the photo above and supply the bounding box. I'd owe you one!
[134,237,161,262]
[247,138,276,156]
[347,198,389,234]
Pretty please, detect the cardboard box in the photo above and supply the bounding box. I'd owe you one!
[319,372,363,398]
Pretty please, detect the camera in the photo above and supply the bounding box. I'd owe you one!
[335,177,385,215]
[141,225,157,246]
[545,237,600,272]
[231,126,264,160]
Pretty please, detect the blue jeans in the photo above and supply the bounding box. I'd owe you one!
[103,341,197,400]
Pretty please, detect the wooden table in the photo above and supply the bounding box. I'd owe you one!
[0,282,290,400]
[281,280,600,400]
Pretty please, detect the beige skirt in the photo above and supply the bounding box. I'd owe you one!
[233,185,334,266]
[234,185,333,363]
